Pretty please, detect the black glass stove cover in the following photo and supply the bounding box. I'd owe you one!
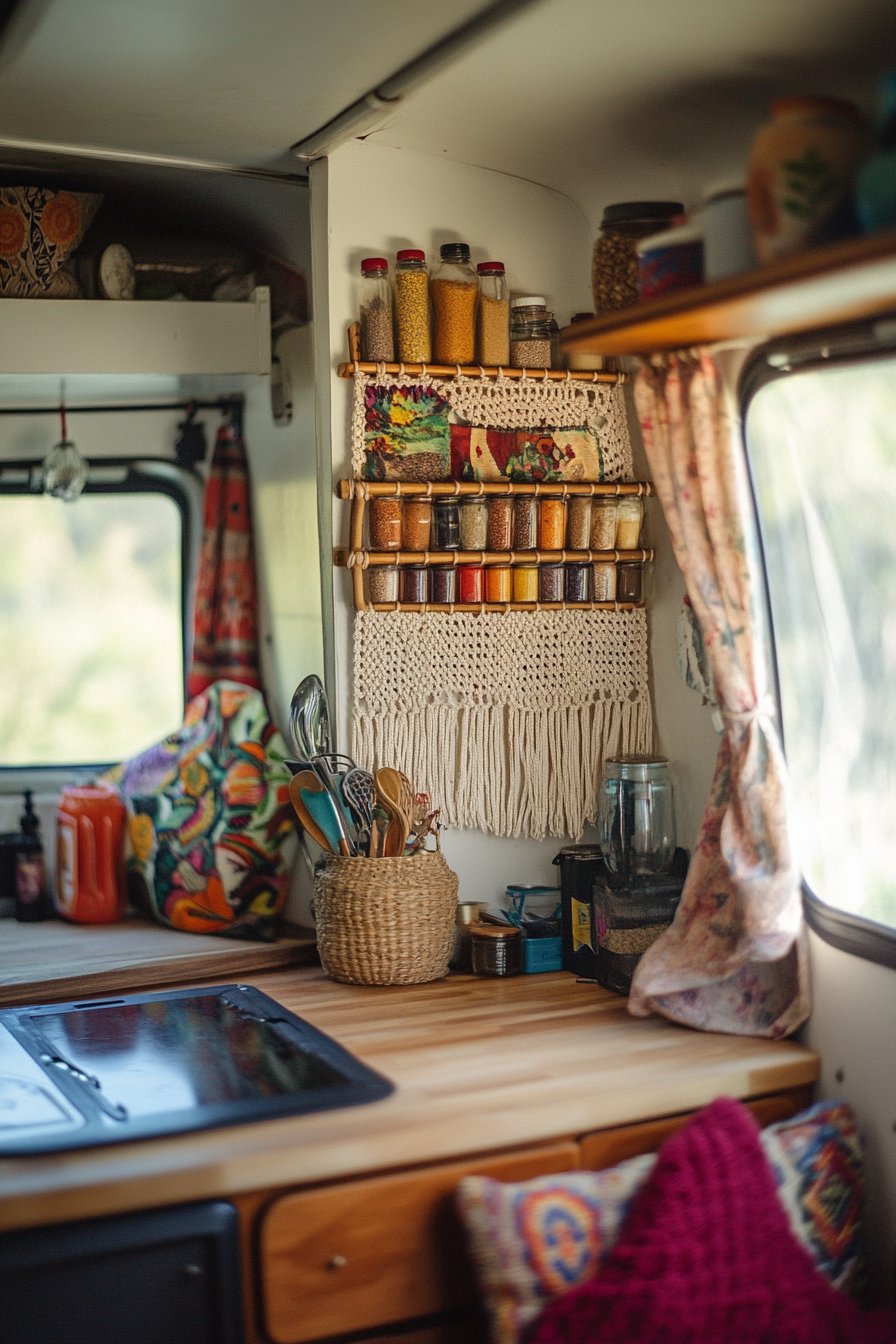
[0,984,393,1155]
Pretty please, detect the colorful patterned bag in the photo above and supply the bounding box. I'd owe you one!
[106,681,294,941]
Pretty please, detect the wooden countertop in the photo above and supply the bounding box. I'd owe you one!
[0,968,819,1233]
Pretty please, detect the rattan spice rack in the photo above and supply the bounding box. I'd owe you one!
[334,479,655,612]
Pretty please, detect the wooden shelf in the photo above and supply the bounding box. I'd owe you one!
[560,230,896,356]
[336,479,653,500]
[335,548,654,567]
[0,286,271,375]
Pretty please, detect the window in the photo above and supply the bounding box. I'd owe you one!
[0,460,199,770]
[744,335,896,964]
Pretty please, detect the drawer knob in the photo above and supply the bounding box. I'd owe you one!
[327,1254,347,1270]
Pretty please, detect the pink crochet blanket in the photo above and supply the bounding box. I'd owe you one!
[528,1097,895,1344]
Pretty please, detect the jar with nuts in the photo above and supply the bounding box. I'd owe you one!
[592,202,682,313]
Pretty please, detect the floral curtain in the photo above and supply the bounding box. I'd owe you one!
[188,414,261,698]
[629,351,809,1038]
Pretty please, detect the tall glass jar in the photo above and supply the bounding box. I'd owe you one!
[591,203,682,313]
[510,299,552,369]
[359,257,394,362]
[431,243,478,365]
[477,262,510,365]
[394,249,431,363]
[599,757,676,876]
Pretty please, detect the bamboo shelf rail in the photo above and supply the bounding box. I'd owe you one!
[337,360,627,383]
[366,601,644,613]
[335,479,653,500]
[335,548,654,567]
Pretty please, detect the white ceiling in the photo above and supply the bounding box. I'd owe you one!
[0,0,892,226]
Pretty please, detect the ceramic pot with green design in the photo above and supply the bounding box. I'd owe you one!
[747,97,870,264]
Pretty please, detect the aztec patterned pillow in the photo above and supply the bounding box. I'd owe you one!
[106,681,295,942]
[456,1100,865,1344]
[0,187,101,297]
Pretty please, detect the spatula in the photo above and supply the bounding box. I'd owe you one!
[289,771,351,855]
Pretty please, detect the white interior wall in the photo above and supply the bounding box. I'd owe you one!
[312,137,718,911]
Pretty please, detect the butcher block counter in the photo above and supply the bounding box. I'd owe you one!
[0,967,819,1344]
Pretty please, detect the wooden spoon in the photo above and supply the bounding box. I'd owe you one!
[374,771,410,857]
[289,771,350,856]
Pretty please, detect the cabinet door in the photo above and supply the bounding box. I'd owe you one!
[579,1086,813,1170]
[260,1141,579,1344]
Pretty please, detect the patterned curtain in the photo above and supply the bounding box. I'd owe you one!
[188,414,261,698]
[630,352,809,1038]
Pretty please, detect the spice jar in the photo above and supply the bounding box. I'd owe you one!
[593,562,617,602]
[539,495,567,550]
[566,495,592,550]
[471,923,522,977]
[399,565,427,604]
[433,499,460,550]
[513,496,537,550]
[458,565,484,603]
[615,496,643,549]
[591,203,682,313]
[513,566,538,602]
[459,497,488,550]
[431,243,477,365]
[565,563,590,602]
[429,565,456,604]
[590,497,618,550]
[539,564,564,603]
[359,257,394,361]
[402,497,431,550]
[368,566,399,604]
[485,566,511,603]
[477,261,510,365]
[394,249,431,363]
[369,496,402,550]
[487,496,513,551]
[617,562,643,602]
[510,298,552,369]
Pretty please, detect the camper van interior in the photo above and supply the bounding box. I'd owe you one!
[2,1,896,1341]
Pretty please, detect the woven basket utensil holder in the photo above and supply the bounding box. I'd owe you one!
[313,848,459,986]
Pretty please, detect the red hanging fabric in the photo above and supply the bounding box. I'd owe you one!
[188,418,261,698]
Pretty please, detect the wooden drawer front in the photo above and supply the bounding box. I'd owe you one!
[579,1085,813,1170]
[260,1141,579,1344]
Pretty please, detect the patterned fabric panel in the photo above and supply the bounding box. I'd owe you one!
[362,383,451,480]
[456,1101,865,1344]
[449,425,605,482]
[106,681,294,942]
[0,187,101,296]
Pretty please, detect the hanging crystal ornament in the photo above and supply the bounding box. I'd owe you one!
[43,397,88,501]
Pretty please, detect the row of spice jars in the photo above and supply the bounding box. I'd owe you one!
[368,561,644,605]
[359,244,561,369]
[369,493,644,553]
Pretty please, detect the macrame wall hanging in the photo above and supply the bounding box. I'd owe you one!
[336,362,655,840]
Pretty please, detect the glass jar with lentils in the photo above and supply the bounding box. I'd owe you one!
[359,257,395,361]
[591,202,682,313]
[394,249,431,363]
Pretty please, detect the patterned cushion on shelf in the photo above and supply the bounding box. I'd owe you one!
[105,680,295,942]
[450,425,604,482]
[0,187,101,297]
[455,1100,866,1344]
[362,382,451,480]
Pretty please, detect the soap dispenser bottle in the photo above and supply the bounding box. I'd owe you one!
[14,789,49,922]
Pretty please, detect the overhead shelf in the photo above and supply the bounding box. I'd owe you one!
[0,286,271,375]
[560,230,896,356]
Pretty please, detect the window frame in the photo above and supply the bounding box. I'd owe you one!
[741,318,896,970]
[0,456,203,783]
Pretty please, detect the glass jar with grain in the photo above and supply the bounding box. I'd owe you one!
[431,243,477,365]
[593,562,617,602]
[539,564,564,603]
[458,566,484,603]
[510,298,552,369]
[429,566,456,604]
[513,566,539,602]
[368,566,399,604]
[459,497,488,551]
[369,497,402,550]
[539,495,567,550]
[477,262,510,365]
[399,565,427,604]
[471,923,522,976]
[590,497,618,551]
[433,499,460,550]
[566,495,592,550]
[565,563,590,602]
[394,250,431,363]
[359,257,394,362]
[615,496,643,549]
[487,496,513,551]
[402,497,432,551]
[513,496,537,550]
[592,202,682,313]
[485,566,511,603]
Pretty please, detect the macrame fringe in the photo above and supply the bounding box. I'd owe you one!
[353,700,653,841]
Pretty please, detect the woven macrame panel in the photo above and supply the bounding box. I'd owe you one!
[352,610,653,841]
[351,369,633,482]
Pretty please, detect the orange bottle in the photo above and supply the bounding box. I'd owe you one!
[56,782,126,923]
